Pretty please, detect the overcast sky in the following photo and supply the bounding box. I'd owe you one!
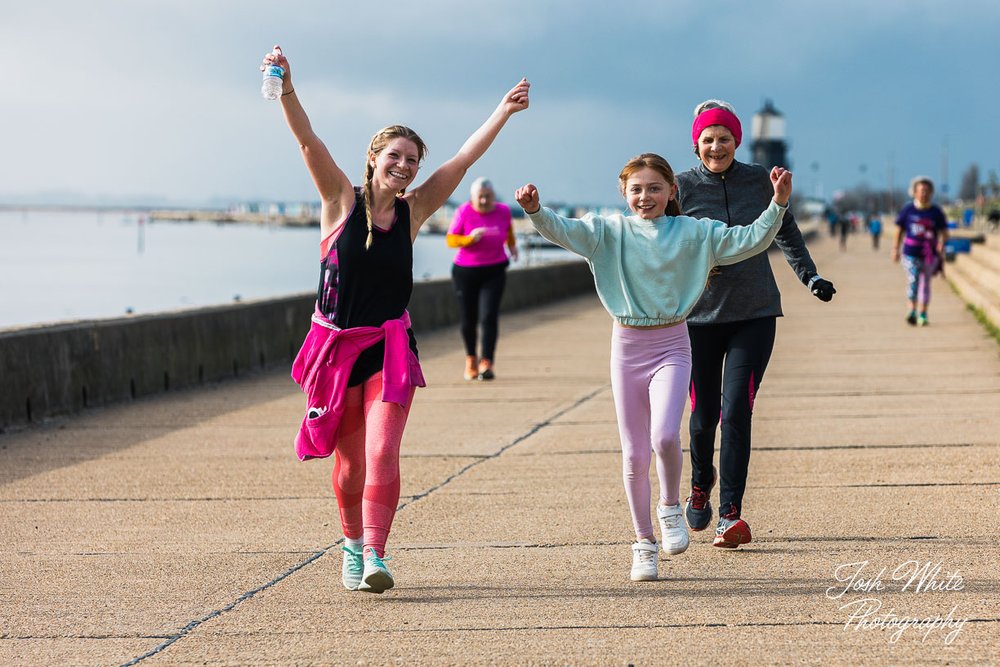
[4,0,998,208]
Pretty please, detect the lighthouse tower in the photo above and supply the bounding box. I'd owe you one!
[750,99,789,170]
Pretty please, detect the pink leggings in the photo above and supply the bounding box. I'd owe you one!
[610,322,691,539]
[332,372,414,558]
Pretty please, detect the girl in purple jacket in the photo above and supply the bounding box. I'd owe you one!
[891,176,948,326]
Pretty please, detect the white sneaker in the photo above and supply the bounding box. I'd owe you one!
[630,539,659,581]
[657,503,690,555]
[341,540,364,590]
[357,553,394,594]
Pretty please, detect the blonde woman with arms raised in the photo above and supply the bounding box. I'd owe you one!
[262,45,529,594]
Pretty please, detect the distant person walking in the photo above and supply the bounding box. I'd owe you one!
[891,176,948,327]
[515,153,793,581]
[676,99,836,550]
[838,212,851,251]
[826,207,838,237]
[446,178,519,381]
[868,215,883,250]
[262,45,530,593]
[987,208,1000,233]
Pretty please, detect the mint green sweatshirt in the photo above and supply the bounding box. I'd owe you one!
[527,199,787,327]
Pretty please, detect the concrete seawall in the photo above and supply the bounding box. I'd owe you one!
[948,233,1000,330]
[0,260,593,430]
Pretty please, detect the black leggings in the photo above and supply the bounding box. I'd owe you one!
[688,316,776,517]
[451,261,508,360]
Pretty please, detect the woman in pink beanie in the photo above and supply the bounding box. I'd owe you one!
[676,99,836,549]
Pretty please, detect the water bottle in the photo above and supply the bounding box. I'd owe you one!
[261,49,284,100]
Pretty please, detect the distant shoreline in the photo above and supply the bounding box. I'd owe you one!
[0,203,574,238]
[0,204,173,213]
[149,209,320,228]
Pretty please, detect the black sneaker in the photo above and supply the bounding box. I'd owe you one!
[684,466,717,531]
[906,311,917,326]
[713,508,752,549]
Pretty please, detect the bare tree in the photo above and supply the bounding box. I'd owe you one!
[958,163,980,201]
[987,169,1000,198]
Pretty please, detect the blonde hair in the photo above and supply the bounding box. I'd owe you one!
[618,153,682,216]
[362,125,427,249]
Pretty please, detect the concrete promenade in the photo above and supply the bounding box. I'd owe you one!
[2,231,998,666]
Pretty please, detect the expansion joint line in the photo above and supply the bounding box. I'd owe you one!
[120,384,608,666]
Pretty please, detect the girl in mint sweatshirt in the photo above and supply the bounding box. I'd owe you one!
[514,153,791,582]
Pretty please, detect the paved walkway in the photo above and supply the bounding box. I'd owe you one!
[2,231,998,666]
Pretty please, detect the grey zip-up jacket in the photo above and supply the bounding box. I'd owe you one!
[676,161,818,324]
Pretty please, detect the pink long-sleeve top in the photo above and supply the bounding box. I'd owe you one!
[447,202,514,267]
[290,308,426,461]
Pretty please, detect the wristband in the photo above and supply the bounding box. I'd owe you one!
[808,275,824,289]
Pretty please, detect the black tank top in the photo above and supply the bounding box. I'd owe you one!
[317,188,418,386]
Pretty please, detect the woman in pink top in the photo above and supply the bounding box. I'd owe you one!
[446,178,519,380]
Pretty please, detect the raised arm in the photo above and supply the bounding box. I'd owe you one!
[407,79,530,235]
[263,46,354,237]
[514,183,540,214]
[515,183,603,259]
[712,168,792,265]
[765,171,834,301]
[771,166,791,207]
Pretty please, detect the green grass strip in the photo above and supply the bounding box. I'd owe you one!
[966,303,1000,349]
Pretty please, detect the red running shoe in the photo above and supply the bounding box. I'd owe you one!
[713,510,752,549]
[684,466,717,531]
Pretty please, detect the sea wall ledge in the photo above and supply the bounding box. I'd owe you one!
[0,260,593,431]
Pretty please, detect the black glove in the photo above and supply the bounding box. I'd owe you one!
[810,277,836,302]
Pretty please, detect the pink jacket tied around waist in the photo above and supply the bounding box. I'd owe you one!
[291,308,425,461]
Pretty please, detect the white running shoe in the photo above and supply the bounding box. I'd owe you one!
[630,539,659,581]
[357,553,394,594]
[341,541,364,591]
[657,503,690,555]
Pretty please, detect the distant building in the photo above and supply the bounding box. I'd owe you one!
[750,99,789,171]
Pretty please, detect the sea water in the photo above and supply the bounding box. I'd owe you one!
[0,209,567,330]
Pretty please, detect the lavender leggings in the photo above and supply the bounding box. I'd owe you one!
[901,254,934,305]
[610,321,691,539]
